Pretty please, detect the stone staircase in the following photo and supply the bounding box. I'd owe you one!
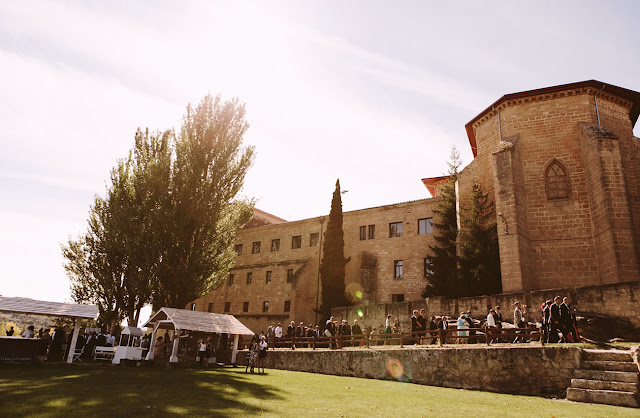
[567,349,639,408]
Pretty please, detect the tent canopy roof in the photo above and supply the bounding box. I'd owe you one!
[143,308,254,336]
[0,296,98,320]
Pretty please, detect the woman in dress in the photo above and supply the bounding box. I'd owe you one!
[248,340,259,373]
[457,312,469,344]
[258,335,268,374]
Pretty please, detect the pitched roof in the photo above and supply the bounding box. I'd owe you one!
[0,296,98,319]
[465,80,640,157]
[143,307,254,336]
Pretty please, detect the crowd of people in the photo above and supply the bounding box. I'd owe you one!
[255,296,581,349]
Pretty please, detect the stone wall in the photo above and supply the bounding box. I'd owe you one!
[256,346,580,396]
[332,280,640,333]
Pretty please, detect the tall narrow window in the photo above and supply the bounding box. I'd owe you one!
[263,301,269,313]
[190,303,196,311]
[228,274,234,286]
[234,244,243,255]
[394,260,403,279]
[284,300,291,312]
[389,222,403,238]
[418,218,433,234]
[252,241,261,254]
[392,294,405,303]
[287,268,294,283]
[243,302,249,312]
[271,239,280,252]
[246,272,252,285]
[368,225,375,239]
[291,235,302,249]
[545,160,570,200]
[207,303,214,313]
[359,226,366,241]
[310,233,320,247]
[265,270,272,284]
[224,302,231,312]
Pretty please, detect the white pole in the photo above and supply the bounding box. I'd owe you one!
[66,318,81,364]
[231,334,240,364]
[169,333,180,363]
[145,323,160,361]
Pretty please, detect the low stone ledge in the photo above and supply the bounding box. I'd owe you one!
[257,345,581,396]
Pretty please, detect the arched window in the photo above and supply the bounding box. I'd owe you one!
[545,160,570,200]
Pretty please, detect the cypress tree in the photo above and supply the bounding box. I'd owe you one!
[318,179,348,321]
[458,181,502,296]
[422,148,461,298]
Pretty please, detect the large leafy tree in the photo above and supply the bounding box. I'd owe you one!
[63,95,254,326]
[458,181,502,296]
[422,147,461,298]
[318,179,349,321]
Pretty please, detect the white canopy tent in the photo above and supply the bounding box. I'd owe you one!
[0,296,98,363]
[143,307,254,364]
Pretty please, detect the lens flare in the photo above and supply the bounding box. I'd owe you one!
[355,290,363,299]
[386,358,404,380]
[357,309,364,317]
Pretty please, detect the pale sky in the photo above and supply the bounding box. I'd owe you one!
[2,1,639,307]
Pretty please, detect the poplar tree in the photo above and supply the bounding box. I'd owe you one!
[318,179,348,321]
[422,147,461,298]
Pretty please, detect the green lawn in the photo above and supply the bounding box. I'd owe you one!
[0,364,637,417]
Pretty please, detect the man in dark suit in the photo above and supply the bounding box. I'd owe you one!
[418,309,427,344]
[340,319,351,347]
[410,310,420,344]
[550,296,562,343]
[352,319,362,346]
[542,300,552,343]
[560,297,572,342]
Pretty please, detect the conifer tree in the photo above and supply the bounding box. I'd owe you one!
[422,148,461,298]
[458,181,502,296]
[318,179,348,321]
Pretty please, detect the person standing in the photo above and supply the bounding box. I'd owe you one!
[542,300,552,343]
[418,309,427,345]
[429,316,438,344]
[384,315,393,345]
[410,310,420,345]
[456,313,469,344]
[247,340,258,373]
[486,309,497,344]
[352,319,362,346]
[513,302,525,343]
[258,335,268,374]
[494,307,503,342]
[464,312,476,344]
[6,326,14,336]
[274,323,282,348]
[550,296,562,343]
[560,297,573,342]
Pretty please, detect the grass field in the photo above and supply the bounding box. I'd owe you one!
[0,364,637,417]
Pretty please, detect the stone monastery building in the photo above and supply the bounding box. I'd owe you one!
[188,80,640,333]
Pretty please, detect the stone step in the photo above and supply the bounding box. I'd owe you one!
[566,387,639,408]
[583,349,634,363]
[571,378,638,393]
[582,360,639,373]
[574,369,639,383]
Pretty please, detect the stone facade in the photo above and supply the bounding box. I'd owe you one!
[189,199,438,333]
[190,80,640,334]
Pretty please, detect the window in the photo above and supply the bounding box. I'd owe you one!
[392,294,405,303]
[243,302,249,312]
[224,302,230,312]
[424,257,434,277]
[271,239,280,252]
[359,226,366,241]
[265,270,272,284]
[291,235,302,249]
[284,300,291,312]
[228,274,234,286]
[310,233,319,247]
[246,272,252,285]
[389,222,403,238]
[394,260,403,279]
[368,225,375,239]
[190,303,196,311]
[252,241,261,254]
[234,244,243,255]
[546,160,570,200]
[263,301,269,313]
[418,218,433,234]
[207,303,214,313]
[287,268,294,283]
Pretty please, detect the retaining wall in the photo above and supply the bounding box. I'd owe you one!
[253,346,581,396]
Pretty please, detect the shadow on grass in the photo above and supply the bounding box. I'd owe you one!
[0,364,284,417]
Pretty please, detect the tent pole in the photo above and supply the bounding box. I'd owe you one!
[66,318,81,364]
[145,323,161,361]
[231,334,239,364]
